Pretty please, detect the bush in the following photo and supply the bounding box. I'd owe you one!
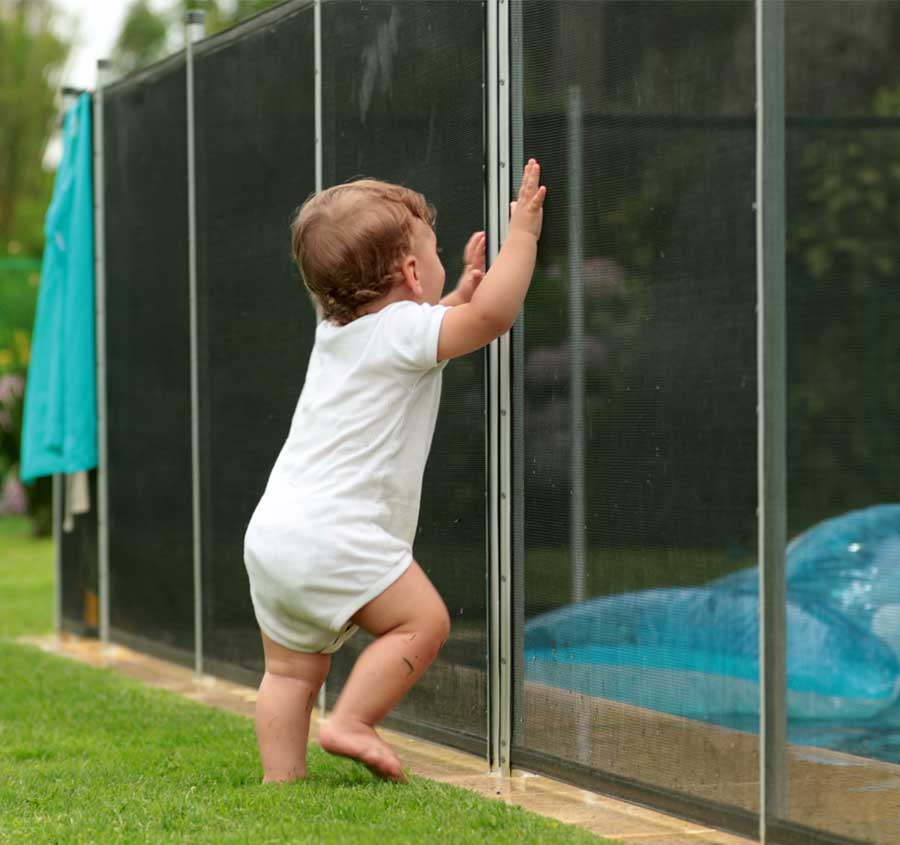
[0,256,51,535]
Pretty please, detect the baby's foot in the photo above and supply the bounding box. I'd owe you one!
[262,764,306,784]
[318,718,407,782]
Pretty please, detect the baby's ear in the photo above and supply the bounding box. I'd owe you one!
[399,255,423,296]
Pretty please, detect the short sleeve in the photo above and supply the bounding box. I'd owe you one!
[378,301,450,371]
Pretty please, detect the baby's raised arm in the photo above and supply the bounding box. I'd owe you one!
[437,159,547,361]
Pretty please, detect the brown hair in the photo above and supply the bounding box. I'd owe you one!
[290,179,436,325]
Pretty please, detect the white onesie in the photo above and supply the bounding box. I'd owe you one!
[243,300,449,653]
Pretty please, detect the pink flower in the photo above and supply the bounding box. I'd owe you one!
[0,373,25,404]
[0,473,28,516]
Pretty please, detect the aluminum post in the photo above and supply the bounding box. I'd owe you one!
[314,0,327,716]
[487,0,512,777]
[756,0,788,838]
[186,9,206,678]
[93,59,112,649]
[567,85,586,606]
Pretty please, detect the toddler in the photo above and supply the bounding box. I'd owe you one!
[243,160,546,782]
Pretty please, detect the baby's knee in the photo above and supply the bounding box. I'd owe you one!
[407,604,450,660]
[429,602,451,652]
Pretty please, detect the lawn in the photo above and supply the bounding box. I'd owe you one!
[0,516,53,638]
[0,517,611,844]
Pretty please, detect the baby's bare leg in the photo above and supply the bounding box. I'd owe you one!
[318,561,450,782]
[256,632,331,783]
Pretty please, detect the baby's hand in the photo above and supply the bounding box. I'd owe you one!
[463,230,486,276]
[509,159,546,240]
[455,230,486,302]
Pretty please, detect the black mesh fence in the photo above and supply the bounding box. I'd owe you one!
[58,470,98,635]
[783,3,900,842]
[193,4,317,685]
[55,0,900,840]
[511,1,759,831]
[103,57,194,665]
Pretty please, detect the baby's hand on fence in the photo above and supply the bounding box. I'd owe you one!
[455,230,486,302]
[509,159,546,240]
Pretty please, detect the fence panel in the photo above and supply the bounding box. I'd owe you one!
[782,2,900,842]
[510,1,761,831]
[320,0,489,753]
[103,58,194,664]
[194,3,317,684]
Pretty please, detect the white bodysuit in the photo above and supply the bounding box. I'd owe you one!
[243,300,449,652]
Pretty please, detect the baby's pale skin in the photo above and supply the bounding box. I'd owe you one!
[254,160,546,783]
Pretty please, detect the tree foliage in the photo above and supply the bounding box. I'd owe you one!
[186,0,287,34]
[111,0,286,78]
[111,0,169,76]
[0,0,69,257]
[0,2,67,531]
[785,85,900,530]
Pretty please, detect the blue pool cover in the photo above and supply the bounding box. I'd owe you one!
[525,505,900,723]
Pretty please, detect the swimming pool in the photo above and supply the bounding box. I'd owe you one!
[525,505,900,765]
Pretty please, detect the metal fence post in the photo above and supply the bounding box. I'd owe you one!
[756,0,787,839]
[314,0,323,197]
[567,84,586,607]
[93,58,112,649]
[186,9,206,678]
[56,84,80,639]
[487,0,512,777]
[314,0,327,716]
[52,473,62,634]
[509,0,525,774]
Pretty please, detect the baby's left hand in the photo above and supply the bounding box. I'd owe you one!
[455,231,486,302]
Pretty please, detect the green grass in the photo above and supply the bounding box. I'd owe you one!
[0,520,612,844]
[524,545,755,613]
[430,540,755,620]
[0,516,53,638]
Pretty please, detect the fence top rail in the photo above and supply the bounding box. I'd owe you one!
[103,0,316,95]
[104,50,186,97]
[194,0,316,60]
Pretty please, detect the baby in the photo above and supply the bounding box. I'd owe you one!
[243,160,546,782]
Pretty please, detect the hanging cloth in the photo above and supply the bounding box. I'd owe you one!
[21,93,97,482]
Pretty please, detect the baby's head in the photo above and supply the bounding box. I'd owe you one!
[291,179,444,325]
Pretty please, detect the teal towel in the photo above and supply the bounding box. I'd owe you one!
[21,93,97,482]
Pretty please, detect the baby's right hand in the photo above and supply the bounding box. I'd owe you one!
[509,159,547,240]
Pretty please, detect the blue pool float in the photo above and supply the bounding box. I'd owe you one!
[715,504,900,660]
[525,505,900,720]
